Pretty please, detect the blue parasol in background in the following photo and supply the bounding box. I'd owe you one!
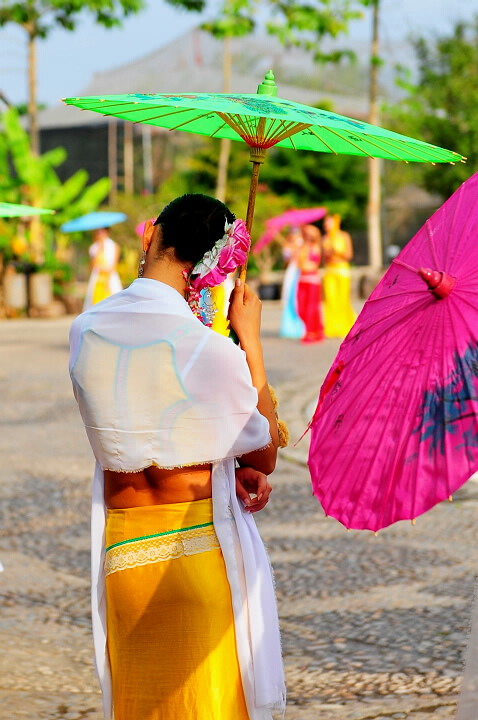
[60,212,127,233]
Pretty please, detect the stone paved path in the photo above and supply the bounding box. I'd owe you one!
[0,306,477,719]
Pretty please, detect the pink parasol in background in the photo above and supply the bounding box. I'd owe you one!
[253,207,327,254]
[308,171,478,532]
[135,220,154,238]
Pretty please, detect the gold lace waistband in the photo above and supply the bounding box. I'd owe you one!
[104,522,220,577]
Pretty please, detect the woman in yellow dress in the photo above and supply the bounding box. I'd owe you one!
[322,213,356,337]
[83,228,122,310]
[69,194,285,720]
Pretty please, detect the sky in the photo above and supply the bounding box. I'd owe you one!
[0,0,478,107]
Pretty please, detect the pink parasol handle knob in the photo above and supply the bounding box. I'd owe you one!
[418,267,455,299]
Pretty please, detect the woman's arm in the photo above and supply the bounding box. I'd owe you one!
[343,232,353,262]
[330,233,353,262]
[114,240,121,268]
[229,279,279,475]
[297,244,308,271]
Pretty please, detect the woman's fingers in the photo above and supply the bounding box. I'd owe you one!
[246,483,272,513]
[233,277,245,304]
[253,472,269,501]
[235,476,252,507]
[235,466,272,513]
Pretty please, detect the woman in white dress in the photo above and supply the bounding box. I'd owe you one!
[69,194,286,720]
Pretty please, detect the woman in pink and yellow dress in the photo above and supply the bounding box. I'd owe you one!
[297,224,325,343]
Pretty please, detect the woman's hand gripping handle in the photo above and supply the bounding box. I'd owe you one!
[229,279,279,475]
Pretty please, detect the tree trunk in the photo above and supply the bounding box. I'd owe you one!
[142,125,154,194]
[216,36,232,203]
[108,118,118,204]
[25,27,44,263]
[124,121,134,194]
[366,0,382,270]
[216,136,231,203]
[27,30,39,155]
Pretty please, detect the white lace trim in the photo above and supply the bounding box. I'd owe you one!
[105,525,220,577]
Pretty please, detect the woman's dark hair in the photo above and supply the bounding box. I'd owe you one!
[154,194,235,264]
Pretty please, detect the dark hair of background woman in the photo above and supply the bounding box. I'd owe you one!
[154,194,235,265]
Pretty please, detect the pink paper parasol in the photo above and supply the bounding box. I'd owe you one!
[308,171,478,532]
[253,207,327,254]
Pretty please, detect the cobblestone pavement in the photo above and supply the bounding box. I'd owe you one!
[0,305,477,720]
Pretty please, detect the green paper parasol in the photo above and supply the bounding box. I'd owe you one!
[0,201,54,218]
[63,71,465,279]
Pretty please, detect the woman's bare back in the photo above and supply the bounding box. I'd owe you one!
[104,464,212,509]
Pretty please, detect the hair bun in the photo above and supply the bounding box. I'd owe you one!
[156,194,235,265]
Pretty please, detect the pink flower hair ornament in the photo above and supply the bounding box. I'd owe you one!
[192,218,250,290]
[182,218,251,326]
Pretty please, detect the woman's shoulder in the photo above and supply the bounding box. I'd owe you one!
[192,330,258,405]
[198,328,251,376]
[202,326,244,358]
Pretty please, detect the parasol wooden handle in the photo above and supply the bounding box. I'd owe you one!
[238,142,267,284]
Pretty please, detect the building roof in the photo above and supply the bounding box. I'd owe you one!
[39,28,369,130]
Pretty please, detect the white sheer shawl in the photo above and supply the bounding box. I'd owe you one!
[69,278,286,720]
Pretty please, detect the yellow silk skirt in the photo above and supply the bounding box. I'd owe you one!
[323,263,357,338]
[105,498,249,720]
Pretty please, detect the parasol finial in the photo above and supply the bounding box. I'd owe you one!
[257,70,277,97]
[419,267,455,299]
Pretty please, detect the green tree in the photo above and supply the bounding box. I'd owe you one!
[261,147,368,228]
[0,108,110,265]
[266,0,361,63]
[387,17,476,200]
[202,0,254,40]
[0,1,145,154]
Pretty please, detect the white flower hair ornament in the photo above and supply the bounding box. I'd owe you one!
[182,219,251,327]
